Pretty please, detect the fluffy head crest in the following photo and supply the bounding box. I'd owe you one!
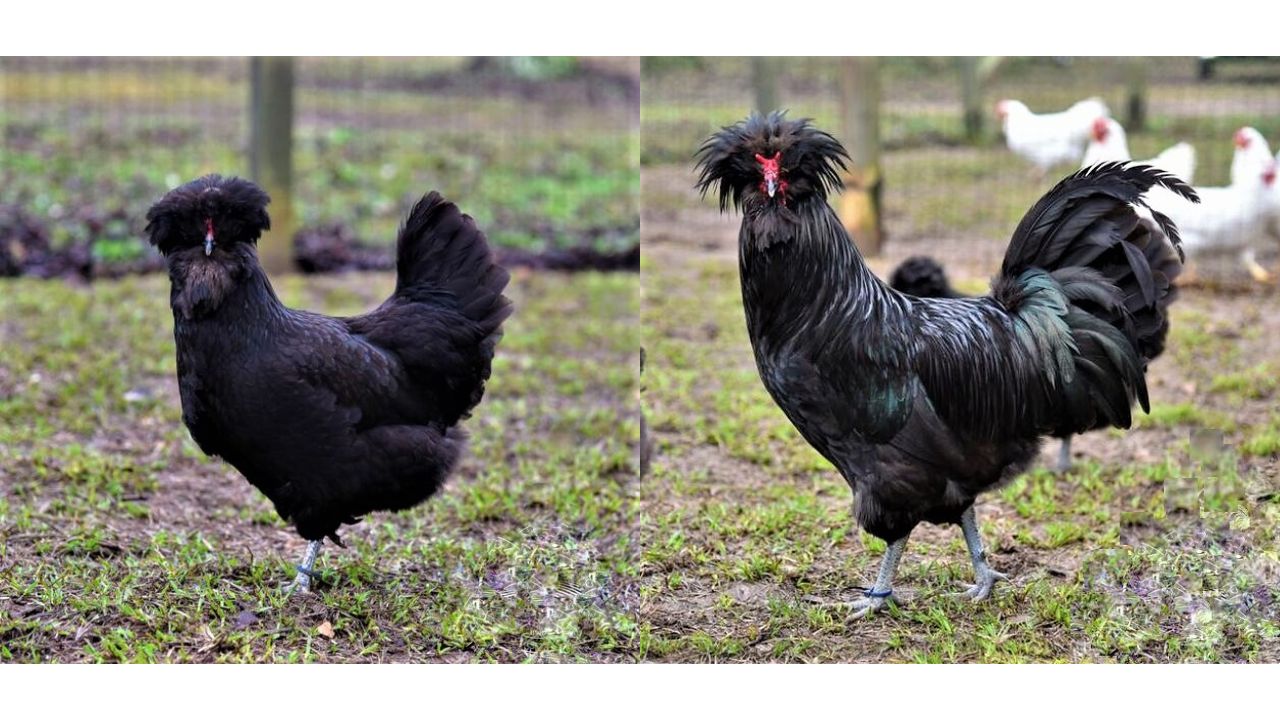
[145,175,271,256]
[694,112,848,212]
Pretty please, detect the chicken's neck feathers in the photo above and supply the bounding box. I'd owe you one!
[739,196,911,361]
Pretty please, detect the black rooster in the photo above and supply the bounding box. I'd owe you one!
[696,113,1194,616]
[887,252,1180,475]
[146,176,512,592]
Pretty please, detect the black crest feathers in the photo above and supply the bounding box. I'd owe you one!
[145,175,271,255]
[695,111,849,212]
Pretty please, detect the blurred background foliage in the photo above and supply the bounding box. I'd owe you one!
[643,56,1280,270]
[0,57,640,275]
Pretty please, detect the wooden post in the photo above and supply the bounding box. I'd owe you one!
[751,57,781,113]
[249,57,296,276]
[838,57,883,257]
[1126,59,1147,132]
[959,57,984,143]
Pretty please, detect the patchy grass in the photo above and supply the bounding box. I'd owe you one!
[0,270,640,662]
[639,177,1280,662]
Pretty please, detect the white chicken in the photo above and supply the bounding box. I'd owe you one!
[1227,127,1280,269]
[997,97,1110,172]
[1081,117,1196,183]
[1229,127,1273,186]
[1162,152,1278,283]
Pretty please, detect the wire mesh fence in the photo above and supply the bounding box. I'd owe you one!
[1,57,640,279]
[643,56,1280,281]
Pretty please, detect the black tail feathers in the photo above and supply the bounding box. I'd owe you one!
[395,192,513,338]
[998,162,1193,367]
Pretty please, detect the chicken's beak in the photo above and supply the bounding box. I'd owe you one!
[204,231,216,256]
[766,177,778,198]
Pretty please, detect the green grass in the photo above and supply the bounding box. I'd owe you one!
[0,270,640,662]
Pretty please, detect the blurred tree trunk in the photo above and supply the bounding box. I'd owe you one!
[1126,59,1147,132]
[751,57,781,113]
[250,57,296,276]
[838,57,882,257]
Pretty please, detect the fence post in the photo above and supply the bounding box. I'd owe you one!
[838,57,883,257]
[249,57,296,276]
[1126,59,1147,132]
[751,57,781,114]
[959,57,984,143]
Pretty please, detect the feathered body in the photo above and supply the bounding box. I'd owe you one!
[697,114,1192,569]
[147,176,511,545]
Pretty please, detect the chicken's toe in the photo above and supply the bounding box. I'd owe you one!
[960,567,1009,602]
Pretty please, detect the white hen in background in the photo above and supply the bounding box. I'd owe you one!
[1227,127,1280,254]
[997,97,1110,172]
[1081,117,1196,183]
[1163,153,1278,283]
[1230,127,1273,186]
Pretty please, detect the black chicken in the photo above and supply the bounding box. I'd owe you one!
[146,176,512,592]
[887,253,1180,475]
[887,255,964,300]
[696,113,1194,616]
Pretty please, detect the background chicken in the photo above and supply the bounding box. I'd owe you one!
[1082,117,1196,183]
[997,97,1110,173]
[1163,135,1278,283]
[697,113,1192,617]
[1229,126,1280,251]
[887,255,963,299]
[145,175,512,592]
[1229,127,1273,187]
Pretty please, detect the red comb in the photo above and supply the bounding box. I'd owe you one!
[1092,117,1109,141]
[754,152,782,174]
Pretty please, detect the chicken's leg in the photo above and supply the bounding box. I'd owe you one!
[282,539,323,595]
[1054,435,1073,474]
[1243,249,1272,283]
[959,507,1008,601]
[848,535,908,619]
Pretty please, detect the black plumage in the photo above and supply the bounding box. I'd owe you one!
[888,255,963,299]
[696,113,1195,615]
[146,175,511,589]
[888,239,1183,473]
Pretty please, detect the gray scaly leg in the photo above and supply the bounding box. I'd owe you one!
[1054,435,1073,474]
[282,539,323,595]
[848,535,908,619]
[959,506,1008,601]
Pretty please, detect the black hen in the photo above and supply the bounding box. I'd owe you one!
[696,113,1194,616]
[888,255,963,299]
[146,175,512,591]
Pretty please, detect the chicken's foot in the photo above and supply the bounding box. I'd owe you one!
[282,539,323,595]
[958,506,1008,601]
[848,536,907,619]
